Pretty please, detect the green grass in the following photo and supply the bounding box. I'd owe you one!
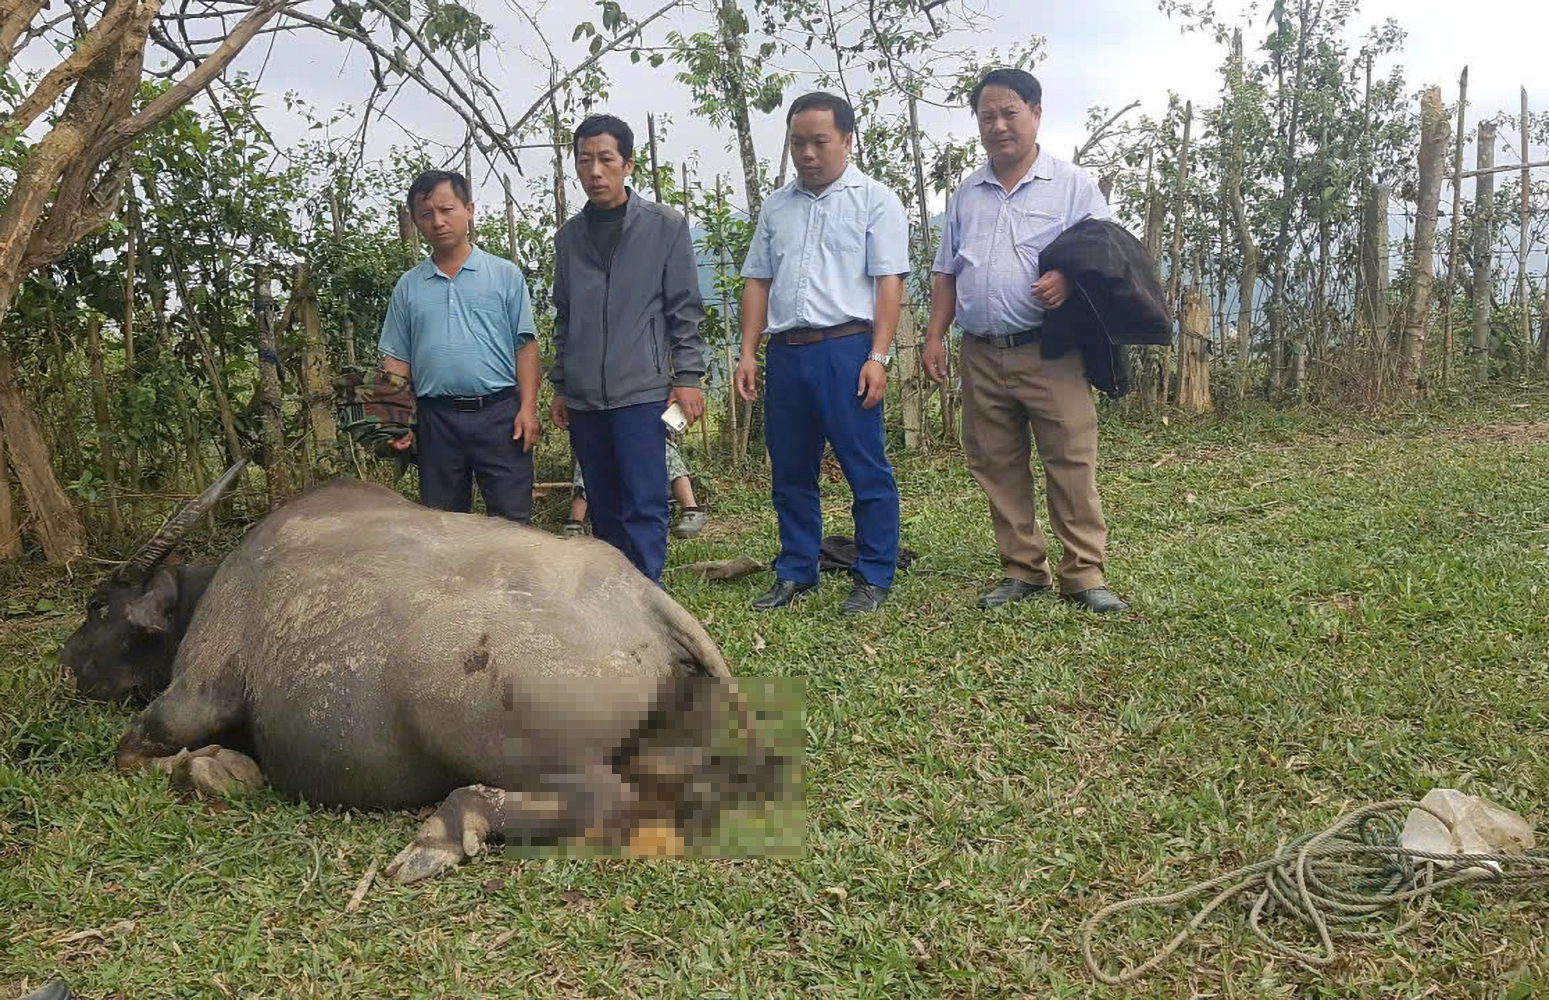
[4,385,1548,998]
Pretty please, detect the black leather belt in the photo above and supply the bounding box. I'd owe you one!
[419,385,515,412]
[977,327,1041,349]
[770,320,872,345]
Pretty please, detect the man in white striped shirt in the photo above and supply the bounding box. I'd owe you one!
[924,69,1130,614]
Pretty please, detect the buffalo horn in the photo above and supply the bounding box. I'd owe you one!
[111,459,249,586]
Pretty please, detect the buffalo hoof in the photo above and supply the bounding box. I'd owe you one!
[384,785,500,884]
[154,745,265,798]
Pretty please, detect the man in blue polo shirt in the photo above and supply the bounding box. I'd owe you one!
[735,92,909,616]
[379,169,541,522]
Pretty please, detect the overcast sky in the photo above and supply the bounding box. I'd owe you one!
[31,0,1547,223]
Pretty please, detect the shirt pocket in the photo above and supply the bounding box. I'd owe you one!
[1014,208,1064,269]
[822,207,865,254]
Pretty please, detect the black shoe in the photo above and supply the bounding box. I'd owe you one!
[840,580,890,616]
[752,579,817,610]
[975,577,1051,609]
[1061,587,1130,613]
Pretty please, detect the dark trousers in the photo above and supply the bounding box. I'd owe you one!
[764,332,900,589]
[568,401,670,582]
[416,390,534,522]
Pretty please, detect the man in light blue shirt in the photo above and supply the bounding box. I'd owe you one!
[924,69,1129,613]
[379,169,541,522]
[735,91,909,617]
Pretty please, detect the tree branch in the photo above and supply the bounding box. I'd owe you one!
[1,0,55,73]
[1073,100,1142,166]
[2,0,141,139]
[86,0,289,164]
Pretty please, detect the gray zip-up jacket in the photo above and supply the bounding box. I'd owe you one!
[549,190,707,411]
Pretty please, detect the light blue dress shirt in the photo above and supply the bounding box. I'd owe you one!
[931,151,1111,338]
[741,164,910,334]
[378,246,537,398]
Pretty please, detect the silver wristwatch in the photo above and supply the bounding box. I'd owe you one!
[868,351,892,369]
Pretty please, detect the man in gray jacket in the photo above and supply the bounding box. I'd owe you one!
[549,113,707,583]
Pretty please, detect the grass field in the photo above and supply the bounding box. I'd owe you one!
[3,385,1548,998]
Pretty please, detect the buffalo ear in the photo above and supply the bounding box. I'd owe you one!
[123,568,180,634]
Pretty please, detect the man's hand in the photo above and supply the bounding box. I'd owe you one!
[549,395,569,431]
[391,431,414,451]
[513,405,540,452]
[667,386,705,426]
[857,360,888,409]
[923,336,947,385]
[735,354,760,402]
[1031,268,1070,310]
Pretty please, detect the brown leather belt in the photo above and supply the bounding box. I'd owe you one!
[769,319,872,345]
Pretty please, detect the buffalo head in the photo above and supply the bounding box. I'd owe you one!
[61,461,246,702]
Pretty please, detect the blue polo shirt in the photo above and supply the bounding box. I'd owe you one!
[378,246,538,398]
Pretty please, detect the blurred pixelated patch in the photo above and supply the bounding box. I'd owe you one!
[499,676,804,861]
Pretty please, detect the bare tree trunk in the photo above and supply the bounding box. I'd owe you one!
[1361,184,1392,349]
[0,418,18,560]
[1400,86,1448,392]
[326,182,357,367]
[1520,87,1533,373]
[84,312,122,538]
[0,342,85,563]
[1166,101,1193,408]
[1440,67,1468,387]
[718,0,762,220]
[903,91,931,450]
[1266,0,1314,395]
[647,112,662,202]
[680,162,710,464]
[1175,288,1212,412]
[295,265,339,476]
[123,189,140,512]
[550,64,568,224]
[1139,145,1162,416]
[714,176,738,452]
[253,265,289,507]
[397,204,418,253]
[1469,121,1496,382]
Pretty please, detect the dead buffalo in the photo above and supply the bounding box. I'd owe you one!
[60,462,786,881]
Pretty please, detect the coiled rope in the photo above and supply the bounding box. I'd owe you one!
[1082,799,1549,986]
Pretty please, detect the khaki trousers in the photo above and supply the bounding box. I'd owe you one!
[959,334,1107,593]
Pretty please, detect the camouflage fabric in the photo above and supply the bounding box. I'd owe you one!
[333,366,417,459]
[573,434,690,496]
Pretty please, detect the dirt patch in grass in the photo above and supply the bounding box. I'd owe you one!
[1437,420,1549,446]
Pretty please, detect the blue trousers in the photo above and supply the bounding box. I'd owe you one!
[568,401,670,583]
[764,333,900,589]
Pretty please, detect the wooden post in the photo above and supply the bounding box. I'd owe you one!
[1175,288,1212,412]
[0,417,17,560]
[1440,67,1468,387]
[326,181,357,368]
[84,313,122,537]
[550,63,568,223]
[253,264,290,508]
[1519,87,1532,373]
[1400,86,1448,392]
[123,190,140,511]
[904,89,931,450]
[1362,184,1391,348]
[503,174,519,264]
[1470,120,1496,382]
[295,265,339,477]
[647,113,662,202]
[682,163,710,463]
[715,175,738,449]
[464,135,475,242]
[1166,101,1193,408]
